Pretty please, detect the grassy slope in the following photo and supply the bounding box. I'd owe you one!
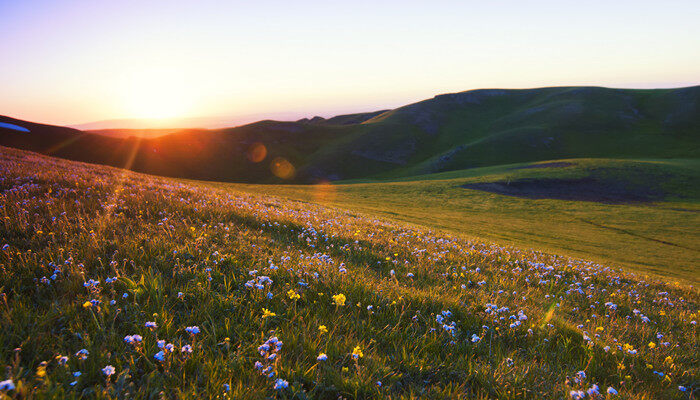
[228,158,700,286]
[1,146,698,399]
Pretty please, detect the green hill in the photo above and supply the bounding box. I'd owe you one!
[2,86,699,183]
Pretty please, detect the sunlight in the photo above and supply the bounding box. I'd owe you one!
[116,68,192,122]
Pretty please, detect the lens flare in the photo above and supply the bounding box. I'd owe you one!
[247,143,267,163]
[312,180,336,204]
[270,157,295,179]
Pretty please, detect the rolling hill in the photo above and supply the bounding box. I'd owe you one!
[2,86,699,183]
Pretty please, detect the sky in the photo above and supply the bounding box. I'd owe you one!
[1,0,699,128]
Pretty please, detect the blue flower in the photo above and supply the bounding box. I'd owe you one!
[0,379,15,391]
[273,379,289,390]
[102,365,115,377]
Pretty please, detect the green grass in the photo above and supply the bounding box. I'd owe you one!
[227,158,700,286]
[0,147,698,399]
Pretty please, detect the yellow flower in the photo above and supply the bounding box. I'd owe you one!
[332,293,346,307]
[659,310,666,316]
[595,326,604,332]
[287,289,300,301]
[664,356,674,364]
[318,325,328,334]
[352,345,363,359]
[262,308,276,318]
[648,342,656,349]
[36,361,48,377]
[82,301,92,308]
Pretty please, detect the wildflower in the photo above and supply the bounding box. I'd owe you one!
[181,344,193,353]
[75,349,89,360]
[587,384,600,396]
[287,289,300,301]
[317,353,328,361]
[223,383,230,392]
[0,380,15,391]
[102,365,115,377]
[332,293,346,306]
[154,351,165,361]
[377,381,382,386]
[57,355,69,365]
[318,325,328,334]
[273,379,289,390]
[678,386,687,392]
[648,342,656,349]
[124,334,142,344]
[145,321,158,329]
[262,308,276,318]
[185,326,200,335]
[82,301,92,308]
[607,387,618,395]
[351,345,363,359]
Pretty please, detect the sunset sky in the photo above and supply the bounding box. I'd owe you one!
[1,0,699,128]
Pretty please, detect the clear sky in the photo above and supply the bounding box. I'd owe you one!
[1,0,699,128]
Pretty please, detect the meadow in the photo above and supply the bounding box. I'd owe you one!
[0,146,698,399]
[230,158,700,286]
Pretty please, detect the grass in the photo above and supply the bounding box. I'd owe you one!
[228,158,700,286]
[0,146,698,399]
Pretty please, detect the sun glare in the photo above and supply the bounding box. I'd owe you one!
[116,68,192,122]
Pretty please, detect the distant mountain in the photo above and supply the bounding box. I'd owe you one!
[2,86,699,183]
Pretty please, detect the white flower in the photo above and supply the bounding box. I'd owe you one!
[102,365,115,377]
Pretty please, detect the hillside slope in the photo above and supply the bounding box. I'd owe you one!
[0,146,697,398]
[232,158,700,285]
[2,86,699,183]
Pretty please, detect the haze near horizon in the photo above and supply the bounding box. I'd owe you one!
[1,0,699,128]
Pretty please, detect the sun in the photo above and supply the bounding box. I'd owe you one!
[125,91,187,120]
[116,68,193,122]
